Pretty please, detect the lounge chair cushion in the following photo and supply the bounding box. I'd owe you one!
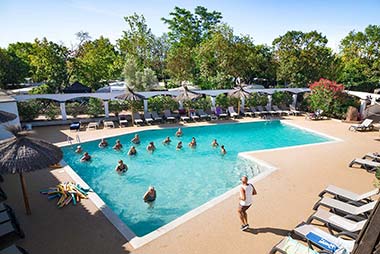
[280,236,319,254]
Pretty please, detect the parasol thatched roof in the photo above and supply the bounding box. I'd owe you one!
[0,126,63,174]
[0,110,17,123]
[228,84,251,99]
[116,87,145,101]
[175,85,203,102]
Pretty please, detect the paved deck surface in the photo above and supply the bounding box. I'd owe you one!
[1,116,379,253]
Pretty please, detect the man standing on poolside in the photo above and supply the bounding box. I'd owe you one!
[238,176,257,231]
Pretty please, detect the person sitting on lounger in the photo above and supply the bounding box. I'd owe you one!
[163,136,171,145]
[211,139,219,147]
[176,141,183,150]
[80,152,91,162]
[115,160,128,173]
[176,128,183,137]
[131,134,140,144]
[221,145,227,155]
[113,139,123,150]
[98,138,108,148]
[75,145,83,153]
[128,146,137,156]
[189,137,197,148]
[147,142,156,152]
[143,186,156,202]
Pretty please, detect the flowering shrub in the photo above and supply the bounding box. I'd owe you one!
[308,78,358,119]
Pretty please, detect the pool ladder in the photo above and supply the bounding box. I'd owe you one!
[67,134,81,145]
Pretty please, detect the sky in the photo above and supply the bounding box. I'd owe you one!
[1,0,379,51]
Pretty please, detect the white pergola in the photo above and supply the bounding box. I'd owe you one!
[13,88,310,121]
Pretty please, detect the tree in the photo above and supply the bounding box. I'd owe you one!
[6,42,34,84]
[29,38,69,91]
[339,25,380,91]
[124,56,158,91]
[273,31,336,87]
[73,36,121,90]
[166,45,196,85]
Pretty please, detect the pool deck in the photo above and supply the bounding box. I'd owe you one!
[1,116,379,253]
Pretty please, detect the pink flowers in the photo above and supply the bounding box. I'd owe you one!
[309,78,344,93]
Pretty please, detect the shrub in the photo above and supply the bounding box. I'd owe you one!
[87,98,104,117]
[17,100,43,121]
[66,102,87,118]
[45,103,60,120]
[215,94,229,108]
[308,78,359,119]
[246,93,268,107]
[148,95,178,112]
[109,100,128,116]
[271,91,292,106]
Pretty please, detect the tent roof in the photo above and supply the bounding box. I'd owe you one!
[63,81,91,93]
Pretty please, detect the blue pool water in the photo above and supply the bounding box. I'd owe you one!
[62,121,330,236]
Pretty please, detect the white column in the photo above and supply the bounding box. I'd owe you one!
[60,102,67,121]
[241,97,245,109]
[178,101,183,109]
[267,95,272,107]
[292,94,298,107]
[103,100,109,118]
[143,99,148,113]
[359,99,367,115]
[371,97,376,105]
[211,96,216,108]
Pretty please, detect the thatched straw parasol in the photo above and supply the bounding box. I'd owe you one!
[228,83,251,114]
[0,126,63,215]
[175,85,203,116]
[0,110,17,123]
[116,87,145,125]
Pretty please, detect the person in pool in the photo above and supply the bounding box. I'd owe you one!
[176,141,183,150]
[75,145,83,153]
[211,139,219,147]
[175,128,183,137]
[221,145,227,155]
[146,142,156,152]
[98,138,108,148]
[163,136,171,145]
[143,186,156,202]
[189,137,197,148]
[80,152,91,162]
[115,160,128,173]
[128,146,137,156]
[131,134,140,144]
[113,139,123,150]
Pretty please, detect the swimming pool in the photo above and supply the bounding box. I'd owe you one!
[62,121,331,237]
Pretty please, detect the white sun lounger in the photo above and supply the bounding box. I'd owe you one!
[266,105,280,115]
[348,119,374,132]
[289,105,301,115]
[189,111,199,121]
[151,111,162,122]
[307,209,367,235]
[362,153,380,161]
[319,185,379,202]
[164,110,176,122]
[294,224,355,253]
[313,197,376,217]
[133,112,144,125]
[197,109,210,120]
[87,121,100,130]
[118,115,128,127]
[279,105,293,115]
[228,106,239,118]
[269,236,319,254]
[349,158,380,171]
[240,108,253,117]
[103,121,114,128]
[256,105,269,114]
[272,105,286,115]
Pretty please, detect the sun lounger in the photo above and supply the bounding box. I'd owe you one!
[133,113,144,125]
[362,152,380,161]
[289,105,301,115]
[256,106,269,115]
[348,119,374,132]
[269,236,319,254]
[118,115,128,127]
[206,109,218,120]
[189,110,199,121]
[313,197,376,217]
[294,224,355,253]
[307,209,367,236]
[103,120,114,128]
[164,110,177,122]
[69,122,81,131]
[228,106,239,118]
[349,158,380,171]
[151,111,163,122]
[319,185,379,203]
[87,121,100,130]
[265,105,280,115]
[196,109,209,120]
[0,245,29,254]
[0,221,24,240]
[273,105,287,115]
[306,109,324,120]
[144,112,154,124]
[215,107,228,118]
[279,105,293,115]
[240,108,253,117]
[250,106,263,117]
